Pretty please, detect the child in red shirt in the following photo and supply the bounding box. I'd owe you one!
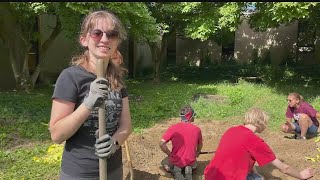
[160,105,203,180]
[204,108,314,180]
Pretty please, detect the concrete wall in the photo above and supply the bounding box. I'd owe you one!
[2,14,320,89]
[133,41,153,77]
[40,14,152,80]
[176,38,221,66]
[234,18,298,64]
[39,14,79,83]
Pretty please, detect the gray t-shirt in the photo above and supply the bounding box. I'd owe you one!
[52,65,128,177]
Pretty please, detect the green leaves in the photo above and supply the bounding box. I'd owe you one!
[181,2,201,13]
[248,2,320,31]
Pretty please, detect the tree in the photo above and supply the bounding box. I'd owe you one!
[145,2,246,81]
[247,2,320,64]
[247,2,320,31]
[0,2,60,91]
[0,2,158,91]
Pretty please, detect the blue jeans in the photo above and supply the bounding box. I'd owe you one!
[247,172,263,180]
[293,121,318,135]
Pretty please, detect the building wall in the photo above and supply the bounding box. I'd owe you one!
[234,18,298,64]
[1,14,319,89]
[39,14,79,83]
[176,38,221,66]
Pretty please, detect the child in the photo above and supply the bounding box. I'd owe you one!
[281,92,319,140]
[204,108,314,180]
[159,105,203,180]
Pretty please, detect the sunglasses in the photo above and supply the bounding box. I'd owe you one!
[89,29,119,41]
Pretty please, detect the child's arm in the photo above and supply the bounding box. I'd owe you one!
[196,143,203,157]
[196,130,203,157]
[252,165,264,180]
[159,139,171,156]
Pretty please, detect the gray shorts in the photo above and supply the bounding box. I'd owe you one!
[59,166,123,180]
[247,172,263,180]
[161,156,197,172]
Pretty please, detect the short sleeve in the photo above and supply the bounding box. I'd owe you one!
[162,127,174,142]
[304,102,317,117]
[121,88,128,98]
[248,138,276,166]
[52,69,77,103]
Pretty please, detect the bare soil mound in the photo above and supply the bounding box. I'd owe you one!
[123,118,320,180]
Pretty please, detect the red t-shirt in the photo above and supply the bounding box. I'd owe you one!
[204,125,276,180]
[162,122,202,168]
[286,101,319,127]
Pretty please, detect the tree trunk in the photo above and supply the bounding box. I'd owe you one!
[31,16,62,86]
[0,3,32,91]
[0,3,62,91]
[160,35,168,71]
[149,37,163,84]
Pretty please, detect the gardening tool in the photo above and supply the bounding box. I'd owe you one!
[124,140,134,180]
[199,151,216,154]
[97,58,109,180]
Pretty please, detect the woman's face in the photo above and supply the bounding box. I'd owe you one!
[81,17,120,62]
[287,95,299,108]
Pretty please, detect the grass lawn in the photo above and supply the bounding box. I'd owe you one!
[1,73,320,179]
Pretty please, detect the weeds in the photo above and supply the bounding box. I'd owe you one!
[1,64,320,179]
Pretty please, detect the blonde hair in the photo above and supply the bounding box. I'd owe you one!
[244,108,269,131]
[71,10,127,90]
[288,92,304,102]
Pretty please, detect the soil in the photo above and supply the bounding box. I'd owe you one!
[122,118,320,180]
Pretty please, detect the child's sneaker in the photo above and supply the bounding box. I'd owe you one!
[296,135,307,140]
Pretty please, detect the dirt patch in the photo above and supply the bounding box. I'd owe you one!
[192,94,229,104]
[122,118,320,180]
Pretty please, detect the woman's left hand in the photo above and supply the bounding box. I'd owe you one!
[95,133,119,158]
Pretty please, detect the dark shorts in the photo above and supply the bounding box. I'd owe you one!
[293,121,318,135]
[161,156,197,172]
[247,172,263,180]
[60,170,99,180]
[59,165,123,180]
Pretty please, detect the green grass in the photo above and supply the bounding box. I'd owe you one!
[1,67,320,179]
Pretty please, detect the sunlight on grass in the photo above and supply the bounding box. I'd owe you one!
[0,143,60,179]
[33,144,63,164]
[2,78,320,179]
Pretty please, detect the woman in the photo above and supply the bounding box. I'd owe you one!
[281,92,319,140]
[204,108,314,180]
[49,10,131,179]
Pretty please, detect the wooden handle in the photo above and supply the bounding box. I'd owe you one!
[124,140,134,180]
[97,58,109,180]
[199,151,216,154]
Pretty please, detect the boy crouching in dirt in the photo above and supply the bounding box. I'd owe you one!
[159,105,203,180]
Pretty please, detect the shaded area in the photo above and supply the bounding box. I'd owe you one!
[160,64,320,101]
